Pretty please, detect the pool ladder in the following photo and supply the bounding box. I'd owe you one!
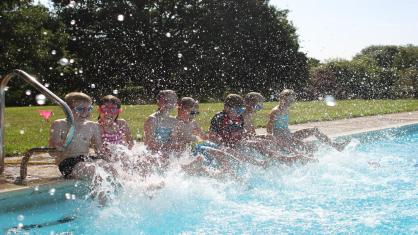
[0,69,75,183]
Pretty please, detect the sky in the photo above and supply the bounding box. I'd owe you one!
[270,0,418,61]
[38,0,418,61]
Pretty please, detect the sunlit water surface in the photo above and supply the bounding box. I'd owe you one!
[1,126,417,234]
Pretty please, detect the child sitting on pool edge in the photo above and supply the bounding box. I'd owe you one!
[49,92,114,180]
[267,89,349,151]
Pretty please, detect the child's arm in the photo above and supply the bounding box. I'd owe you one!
[266,109,276,134]
[119,119,134,149]
[192,121,208,140]
[144,116,160,150]
[49,120,65,150]
[91,123,104,155]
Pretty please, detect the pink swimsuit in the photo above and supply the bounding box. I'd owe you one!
[100,121,126,146]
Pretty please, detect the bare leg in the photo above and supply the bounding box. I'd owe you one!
[293,128,348,151]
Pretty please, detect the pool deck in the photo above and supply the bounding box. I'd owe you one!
[1,111,418,193]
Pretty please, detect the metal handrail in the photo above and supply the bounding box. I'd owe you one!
[0,69,75,175]
[18,147,58,184]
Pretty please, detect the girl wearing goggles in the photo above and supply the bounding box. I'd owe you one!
[98,95,134,152]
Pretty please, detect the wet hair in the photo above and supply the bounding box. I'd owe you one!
[98,95,122,121]
[224,94,244,108]
[157,90,177,101]
[64,92,92,108]
[178,97,197,109]
[98,95,121,108]
[244,92,264,106]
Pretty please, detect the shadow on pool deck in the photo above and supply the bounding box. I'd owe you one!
[1,111,418,193]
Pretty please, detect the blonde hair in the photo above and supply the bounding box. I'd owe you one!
[64,92,92,108]
[244,92,264,106]
[278,89,295,99]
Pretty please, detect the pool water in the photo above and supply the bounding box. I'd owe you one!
[1,125,417,234]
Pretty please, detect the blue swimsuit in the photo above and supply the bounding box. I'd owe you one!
[272,113,291,137]
[154,126,172,143]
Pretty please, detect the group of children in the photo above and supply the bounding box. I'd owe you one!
[49,89,348,182]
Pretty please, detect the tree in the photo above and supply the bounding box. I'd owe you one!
[0,0,70,106]
[51,0,308,102]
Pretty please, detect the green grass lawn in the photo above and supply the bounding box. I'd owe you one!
[3,99,418,156]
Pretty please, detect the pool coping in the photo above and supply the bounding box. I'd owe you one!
[1,111,418,196]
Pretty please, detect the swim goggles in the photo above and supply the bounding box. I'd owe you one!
[190,110,200,116]
[74,104,93,113]
[253,103,263,111]
[233,107,246,115]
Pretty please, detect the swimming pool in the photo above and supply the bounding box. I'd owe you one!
[1,124,417,234]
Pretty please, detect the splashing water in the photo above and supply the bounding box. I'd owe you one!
[58,58,69,66]
[68,0,76,8]
[1,128,417,234]
[49,188,56,196]
[324,95,337,106]
[35,94,47,105]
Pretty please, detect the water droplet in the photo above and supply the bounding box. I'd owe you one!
[70,20,76,25]
[60,72,64,76]
[35,94,47,105]
[49,67,53,70]
[184,67,188,71]
[34,185,39,191]
[74,71,78,75]
[44,83,50,88]
[65,193,71,200]
[58,58,69,66]
[117,14,124,21]
[68,0,76,8]
[17,215,24,221]
[71,194,76,200]
[165,32,171,37]
[51,50,56,55]
[17,223,23,229]
[19,129,25,135]
[324,95,336,106]
[113,89,118,95]
[69,59,75,64]
[90,84,96,88]
[79,69,83,74]
[4,86,9,91]
[43,31,48,35]
[49,188,56,196]
[74,181,79,187]
[177,53,183,58]
[25,90,31,96]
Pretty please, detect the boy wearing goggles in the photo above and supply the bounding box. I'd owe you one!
[208,94,266,168]
[49,92,110,180]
